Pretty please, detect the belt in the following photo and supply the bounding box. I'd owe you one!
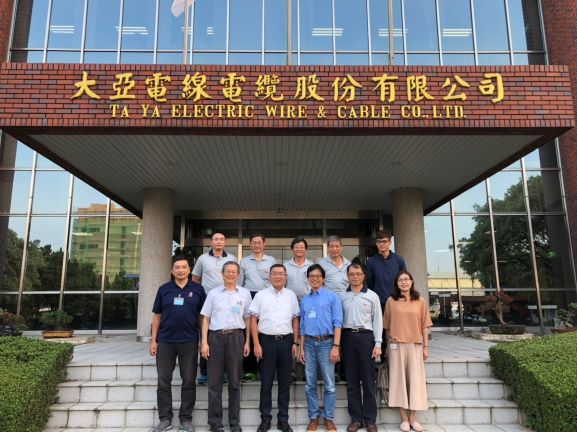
[260,333,292,340]
[211,329,243,335]
[305,335,333,341]
[343,328,372,333]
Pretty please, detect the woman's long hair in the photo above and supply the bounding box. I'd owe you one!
[391,270,420,301]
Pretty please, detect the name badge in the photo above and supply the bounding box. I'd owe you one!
[308,310,317,319]
[231,305,241,314]
[389,343,398,350]
[174,297,184,306]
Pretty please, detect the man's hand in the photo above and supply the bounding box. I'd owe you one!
[291,343,299,358]
[299,347,305,364]
[201,341,210,359]
[243,342,250,357]
[149,341,157,356]
[330,346,340,364]
[372,347,382,360]
[254,344,263,360]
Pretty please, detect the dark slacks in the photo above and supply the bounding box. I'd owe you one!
[243,291,259,376]
[207,330,245,428]
[156,342,199,422]
[341,330,378,425]
[259,334,293,423]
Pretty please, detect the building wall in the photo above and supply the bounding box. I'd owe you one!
[0,0,14,60]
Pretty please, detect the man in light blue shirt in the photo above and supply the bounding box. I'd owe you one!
[318,235,351,295]
[284,237,313,300]
[240,233,277,294]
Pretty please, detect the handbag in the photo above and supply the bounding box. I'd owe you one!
[377,357,389,407]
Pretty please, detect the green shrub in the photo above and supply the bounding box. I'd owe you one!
[0,337,73,432]
[489,332,577,432]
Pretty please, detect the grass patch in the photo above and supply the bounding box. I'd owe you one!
[489,331,577,432]
[0,337,73,432]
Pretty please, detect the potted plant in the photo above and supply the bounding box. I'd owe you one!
[552,302,577,333]
[40,310,74,338]
[484,291,526,335]
[0,309,27,336]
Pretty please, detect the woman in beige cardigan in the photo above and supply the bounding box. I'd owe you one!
[383,271,433,432]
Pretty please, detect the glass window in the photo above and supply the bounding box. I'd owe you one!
[300,53,333,65]
[335,0,368,51]
[105,217,142,291]
[265,53,290,65]
[36,154,61,169]
[1,139,34,169]
[0,171,32,214]
[24,216,67,291]
[264,0,297,51]
[477,53,510,65]
[12,0,49,48]
[121,0,156,50]
[66,215,106,291]
[229,0,262,51]
[102,294,138,329]
[430,202,450,214]
[62,294,100,329]
[407,54,439,65]
[489,171,525,212]
[524,144,558,169]
[425,215,456,284]
[442,53,475,65]
[369,0,403,52]
[300,0,333,51]
[228,53,262,65]
[371,53,405,65]
[120,52,154,63]
[0,216,27,292]
[11,51,44,62]
[156,52,183,64]
[0,294,18,312]
[46,51,81,63]
[110,202,134,215]
[193,0,227,51]
[47,0,85,49]
[508,0,543,51]
[84,51,118,63]
[158,0,185,51]
[428,290,461,326]
[32,172,70,214]
[336,53,369,65]
[21,294,60,330]
[404,0,438,51]
[474,0,509,51]
[494,215,534,288]
[439,0,473,51]
[453,181,488,213]
[72,178,108,215]
[455,215,497,290]
[85,0,121,50]
[526,171,563,213]
[514,53,545,65]
[192,52,226,64]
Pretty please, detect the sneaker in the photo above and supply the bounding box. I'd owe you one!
[196,374,208,385]
[242,372,257,382]
[151,419,172,432]
[277,422,293,432]
[180,421,194,432]
[257,419,271,432]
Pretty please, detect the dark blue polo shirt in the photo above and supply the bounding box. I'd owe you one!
[366,252,407,305]
[152,279,206,344]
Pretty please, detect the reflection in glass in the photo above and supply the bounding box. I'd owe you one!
[21,294,60,330]
[66,216,105,291]
[0,216,27,292]
[158,0,185,51]
[369,0,403,52]
[526,171,562,213]
[47,0,85,49]
[85,0,120,50]
[404,0,438,51]
[228,53,262,65]
[429,202,450,214]
[63,294,100,329]
[72,178,108,214]
[442,54,474,66]
[84,52,118,63]
[192,52,226,65]
[121,0,155,50]
[300,0,333,51]
[494,215,533,288]
[477,54,510,65]
[105,217,142,291]
[452,181,487,213]
[300,53,333,65]
[157,52,183,64]
[120,52,154,64]
[407,54,439,66]
[508,0,543,51]
[11,51,44,62]
[102,294,138,329]
[0,294,18,312]
[428,291,460,326]
[264,0,297,51]
[424,216,456,287]
[336,53,369,65]
[335,0,368,51]
[32,172,70,214]
[524,144,558,169]
[371,54,405,65]
[46,51,81,63]
[514,53,545,65]
[439,0,473,51]
[474,0,509,51]
[13,0,49,48]
[194,0,227,51]
[36,154,61,169]
[229,0,262,51]
[532,215,572,290]
[489,172,525,212]
[24,217,67,291]
[0,171,32,214]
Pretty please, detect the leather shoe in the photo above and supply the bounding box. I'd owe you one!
[347,421,363,432]
[277,422,293,432]
[230,425,242,432]
[366,424,378,432]
[256,420,271,432]
[325,419,337,432]
[306,419,319,432]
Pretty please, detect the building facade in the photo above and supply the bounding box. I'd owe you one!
[0,0,576,334]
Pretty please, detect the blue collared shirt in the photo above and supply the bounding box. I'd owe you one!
[299,287,343,337]
[366,252,407,304]
[240,254,277,292]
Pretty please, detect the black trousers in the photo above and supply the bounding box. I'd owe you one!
[259,334,293,423]
[156,342,198,422]
[207,330,245,427]
[243,291,259,376]
[341,330,378,425]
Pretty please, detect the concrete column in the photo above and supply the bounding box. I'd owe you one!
[392,188,429,304]
[136,188,174,342]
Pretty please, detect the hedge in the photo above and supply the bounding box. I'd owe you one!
[489,332,577,432]
[0,337,73,432]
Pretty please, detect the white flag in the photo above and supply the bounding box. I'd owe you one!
[171,0,194,17]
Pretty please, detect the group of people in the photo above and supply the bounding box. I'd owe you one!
[150,230,433,432]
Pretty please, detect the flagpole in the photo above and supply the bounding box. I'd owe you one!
[183,0,191,65]
[287,0,292,65]
[388,0,394,65]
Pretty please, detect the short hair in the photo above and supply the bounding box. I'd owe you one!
[347,262,366,274]
[307,263,326,278]
[270,263,287,273]
[327,235,342,245]
[222,261,240,273]
[376,229,392,240]
[291,237,308,249]
[211,231,226,239]
[172,254,190,267]
[250,233,266,242]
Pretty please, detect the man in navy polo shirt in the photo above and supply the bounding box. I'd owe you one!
[150,254,207,432]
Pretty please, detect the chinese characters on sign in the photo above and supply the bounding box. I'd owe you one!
[70,70,505,120]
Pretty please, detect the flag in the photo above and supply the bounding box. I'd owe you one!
[171,0,194,18]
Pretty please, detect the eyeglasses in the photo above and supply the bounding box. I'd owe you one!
[397,277,412,282]
[376,239,390,244]
[308,274,323,279]
[348,272,364,277]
